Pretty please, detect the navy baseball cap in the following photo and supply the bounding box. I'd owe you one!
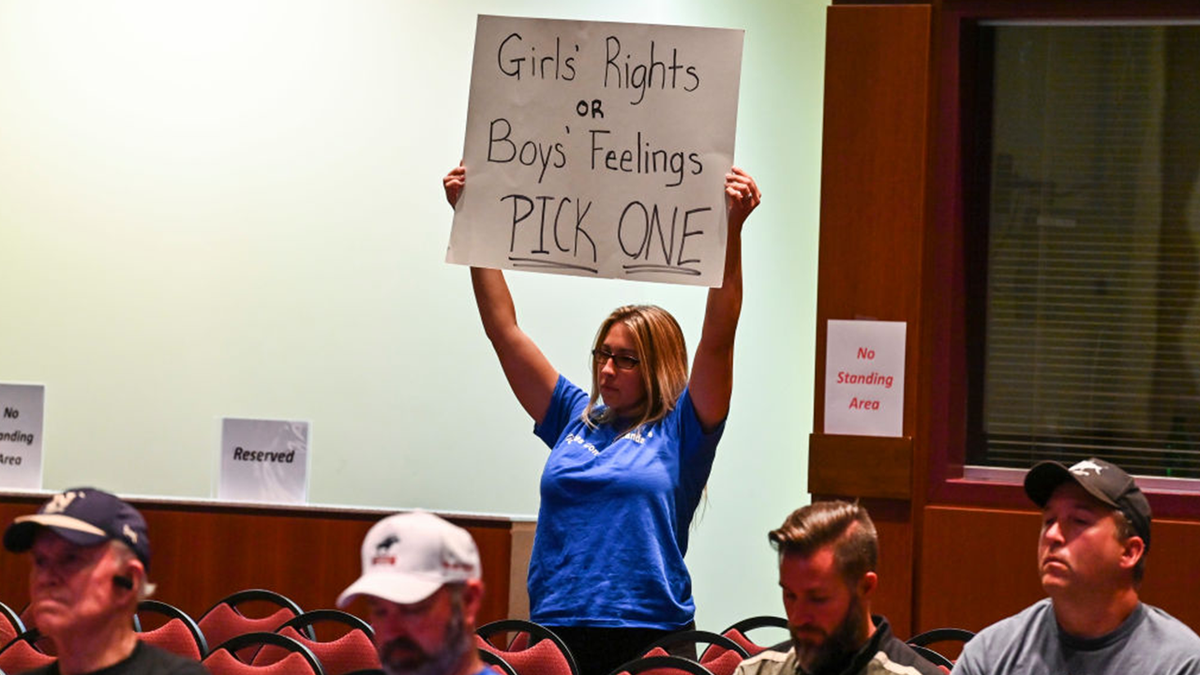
[1024,457,1152,551]
[3,488,151,570]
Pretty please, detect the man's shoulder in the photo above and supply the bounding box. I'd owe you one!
[968,597,1053,645]
[733,645,796,675]
[1137,604,1200,652]
[874,632,948,675]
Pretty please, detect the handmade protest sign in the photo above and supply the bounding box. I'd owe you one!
[446,15,744,287]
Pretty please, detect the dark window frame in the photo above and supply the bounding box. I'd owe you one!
[927,0,1200,518]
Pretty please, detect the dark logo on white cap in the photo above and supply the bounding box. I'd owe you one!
[372,535,399,566]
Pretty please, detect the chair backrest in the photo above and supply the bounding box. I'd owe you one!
[908,644,954,671]
[476,619,580,675]
[480,647,520,675]
[198,589,305,659]
[608,655,716,675]
[906,627,975,662]
[0,601,26,648]
[276,609,374,642]
[476,634,578,675]
[643,630,749,675]
[203,631,324,675]
[137,599,209,659]
[16,605,57,656]
[255,625,381,675]
[718,616,789,657]
[0,630,56,673]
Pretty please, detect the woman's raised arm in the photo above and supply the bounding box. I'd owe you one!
[445,165,558,423]
[688,167,761,432]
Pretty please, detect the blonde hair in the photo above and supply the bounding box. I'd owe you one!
[584,305,689,432]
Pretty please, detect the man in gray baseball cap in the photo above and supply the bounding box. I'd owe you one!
[3,487,209,674]
[338,511,488,675]
[953,458,1200,675]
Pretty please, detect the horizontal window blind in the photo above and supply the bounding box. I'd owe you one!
[975,24,1200,478]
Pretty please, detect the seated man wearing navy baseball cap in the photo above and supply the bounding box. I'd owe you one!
[337,511,488,675]
[3,487,209,675]
[953,458,1200,675]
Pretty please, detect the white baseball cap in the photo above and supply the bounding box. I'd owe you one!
[337,511,481,607]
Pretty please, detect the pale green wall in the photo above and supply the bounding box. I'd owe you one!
[0,0,825,628]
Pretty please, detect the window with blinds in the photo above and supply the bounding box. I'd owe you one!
[971,23,1200,479]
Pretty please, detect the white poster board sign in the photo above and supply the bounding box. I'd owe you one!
[0,384,44,490]
[219,418,309,504]
[447,15,744,287]
[824,320,906,437]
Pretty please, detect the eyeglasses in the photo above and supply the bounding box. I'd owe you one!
[592,348,640,370]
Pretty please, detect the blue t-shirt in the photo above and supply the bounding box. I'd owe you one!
[529,375,724,629]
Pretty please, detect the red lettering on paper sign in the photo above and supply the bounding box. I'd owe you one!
[848,397,880,410]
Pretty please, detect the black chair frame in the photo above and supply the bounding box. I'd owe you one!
[0,602,25,637]
[645,629,750,661]
[607,655,716,675]
[0,628,41,653]
[723,615,788,634]
[479,647,520,675]
[476,619,581,675]
[276,608,375,641]
[209,631,325,674]
[909,644,954,670]
[137,598,210,656]
[200,588,314,640]
[906,627,975,647]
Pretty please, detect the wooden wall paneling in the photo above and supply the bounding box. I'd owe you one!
[808,435,913,500]
[0,496,527,627]
[919,505,1200,635]
[816,2,932,638]
[917,506,1044,635]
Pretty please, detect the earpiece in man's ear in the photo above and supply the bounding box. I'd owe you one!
[113,574,134,590]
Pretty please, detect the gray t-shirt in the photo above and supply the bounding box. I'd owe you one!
[952,598,1200,675]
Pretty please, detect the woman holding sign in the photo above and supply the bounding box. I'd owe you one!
[444,164,760,675]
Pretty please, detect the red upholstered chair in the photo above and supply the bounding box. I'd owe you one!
[480,647,520,675]
[253,609,381,675]
[203,632,324,675]
[476,619,579,675]
[717,616,788,657]
[0,630,56,673]
[642,629,749,675]
[136,599,209,659]
[608,655,715,675]
[16,604,56,655]
[0,602,27,649]
[198,589,305,661]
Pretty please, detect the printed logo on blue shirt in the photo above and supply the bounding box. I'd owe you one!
[622,429,647,444]
[565,433,600,456]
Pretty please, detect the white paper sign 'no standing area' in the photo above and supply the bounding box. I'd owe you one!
[447,15,744,287]
[824,320,906,437]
